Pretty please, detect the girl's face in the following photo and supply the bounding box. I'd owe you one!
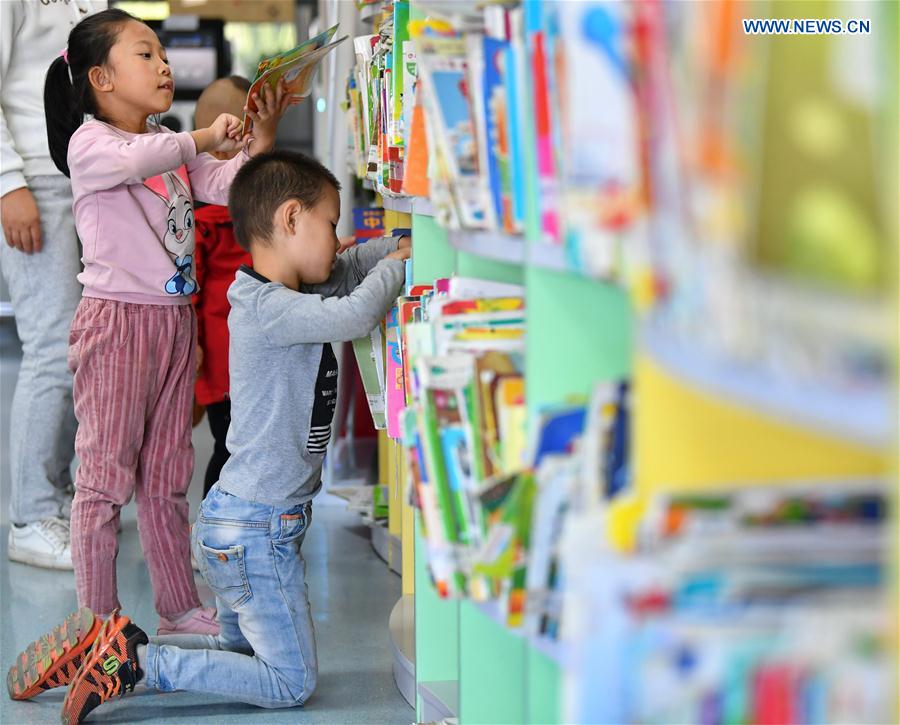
[102,20,173,116]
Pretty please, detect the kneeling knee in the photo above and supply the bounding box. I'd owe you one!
[268,669,316,709]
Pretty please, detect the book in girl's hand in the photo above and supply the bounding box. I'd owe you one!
[242,24,349,134]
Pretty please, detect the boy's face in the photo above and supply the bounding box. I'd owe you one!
[283,185,341,284]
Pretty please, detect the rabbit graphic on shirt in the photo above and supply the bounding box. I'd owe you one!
[157,172,198,295]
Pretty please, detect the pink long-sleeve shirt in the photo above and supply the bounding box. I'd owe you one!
[68,119,249,305]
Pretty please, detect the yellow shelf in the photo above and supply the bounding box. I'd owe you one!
[634,352,889,494]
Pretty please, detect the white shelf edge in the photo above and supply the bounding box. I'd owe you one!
[389,595,416,708]
[641,324,893,449]
[359,3,381,23]
[447,230,526,265]
[528,243,569,272]
[0,301,14,318]
[418,680,459,721]
[382,195,414,214]
[412,197,435,216]
[376,194,436,217]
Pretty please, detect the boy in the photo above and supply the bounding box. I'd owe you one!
[190,76,362,494]
[7,151,411,723]
[190,75,254,495]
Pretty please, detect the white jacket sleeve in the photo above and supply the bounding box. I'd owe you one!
[0,1,27,197]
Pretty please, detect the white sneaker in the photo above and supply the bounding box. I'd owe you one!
[8,517,73,570]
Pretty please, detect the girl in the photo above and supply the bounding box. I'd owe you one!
[42,9,295,635]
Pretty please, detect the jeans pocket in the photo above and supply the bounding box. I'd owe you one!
[276,503,312,542]
[196,540,252,609]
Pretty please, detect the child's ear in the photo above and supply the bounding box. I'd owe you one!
[275,199,303,237]
[287,204,298,235]
[88,65,113,93]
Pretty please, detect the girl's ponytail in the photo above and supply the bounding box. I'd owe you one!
[42,8,139,178]
[44,56,82,178]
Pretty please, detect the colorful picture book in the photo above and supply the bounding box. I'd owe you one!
[243,24,349,134]
[351,325,386,430]
[344,1,654,278]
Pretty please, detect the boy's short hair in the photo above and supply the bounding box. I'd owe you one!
[195,75,251,129]
[229,150,342,251]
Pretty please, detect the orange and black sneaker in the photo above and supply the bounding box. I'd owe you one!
[7,607,101,700]
[61,611,147,725]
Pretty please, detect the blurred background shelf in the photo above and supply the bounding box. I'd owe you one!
[641,324,892,450]
[370,519,402,575]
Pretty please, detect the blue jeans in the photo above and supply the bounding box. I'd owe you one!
[143,486,317,708]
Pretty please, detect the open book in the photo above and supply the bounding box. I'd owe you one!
[242,24,349,134]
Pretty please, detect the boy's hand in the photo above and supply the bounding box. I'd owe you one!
[338,235,356,254]
[397,235,411,250]
[386,247,412,262]
[245,77,299,155]
[192,114,243,155]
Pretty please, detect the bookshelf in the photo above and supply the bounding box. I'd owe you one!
[347,1,898,722]
[398,215,631,725]
[381,194,435,216]
[641,322,891,449]
[446,230,525,265]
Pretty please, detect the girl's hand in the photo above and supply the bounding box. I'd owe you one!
[192,113,243,155]
[209,113,244,153]
[245,77,300,155]
[337,235,356,254]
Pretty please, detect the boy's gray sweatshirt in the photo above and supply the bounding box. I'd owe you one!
[217,236,404,506]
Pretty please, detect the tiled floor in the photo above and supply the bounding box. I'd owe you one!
[0,321,413,724]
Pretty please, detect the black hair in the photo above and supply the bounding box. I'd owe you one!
[229,150,342,251]
[44,8,140,177]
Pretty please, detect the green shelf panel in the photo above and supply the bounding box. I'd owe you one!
[412,213,457,285]
[525,265,632,420]
[527,648,562,724]
[414,521,459,719]
[459,601,527,724]
[457,250,525,285]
